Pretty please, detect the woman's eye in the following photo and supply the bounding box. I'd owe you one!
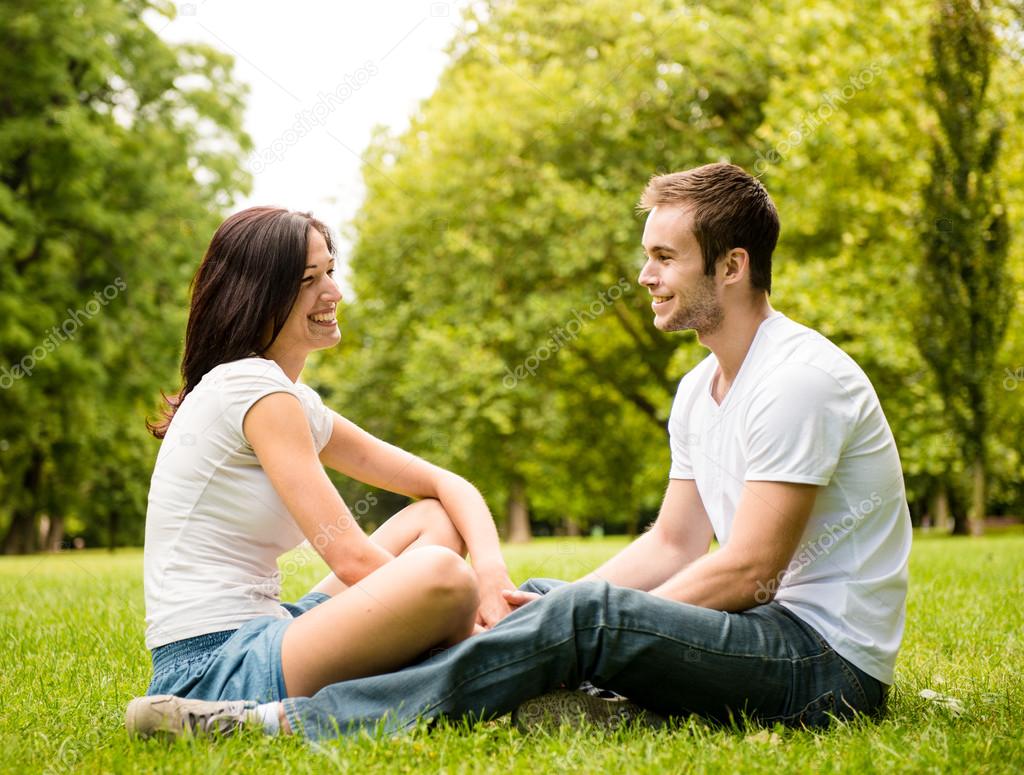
[302,276,313,283]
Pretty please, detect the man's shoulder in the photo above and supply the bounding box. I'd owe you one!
[758,313,868,386]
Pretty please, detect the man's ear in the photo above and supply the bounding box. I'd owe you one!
[720,248,750,287]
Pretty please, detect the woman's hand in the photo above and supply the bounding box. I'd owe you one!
[473,564,517,628]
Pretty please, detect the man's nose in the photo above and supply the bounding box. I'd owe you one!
[638,257,657,287]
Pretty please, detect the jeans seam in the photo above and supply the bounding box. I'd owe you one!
[836,657,869,710]
[282,698,303,736]
[594,623,831,665]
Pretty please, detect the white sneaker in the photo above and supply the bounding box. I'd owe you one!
[125,695,260,740]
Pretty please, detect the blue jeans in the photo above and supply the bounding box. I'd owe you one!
[283,579,887,740]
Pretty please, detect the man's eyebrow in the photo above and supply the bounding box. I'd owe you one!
[645,245,677,254]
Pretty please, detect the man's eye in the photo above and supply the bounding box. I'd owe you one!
[327,268,335,276]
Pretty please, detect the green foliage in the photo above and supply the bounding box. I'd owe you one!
[915,0,1015,531]
[314,0,778,533]
[1,534,1022,772]
[0,0,251,551]
[321,0,1023,534]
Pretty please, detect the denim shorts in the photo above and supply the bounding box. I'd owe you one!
[146,592,331,703]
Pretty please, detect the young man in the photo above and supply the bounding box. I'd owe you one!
[127,163,911,739]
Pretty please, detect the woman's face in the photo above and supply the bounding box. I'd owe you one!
[268,227,343,357]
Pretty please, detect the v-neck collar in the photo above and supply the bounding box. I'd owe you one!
[707,311,783,411]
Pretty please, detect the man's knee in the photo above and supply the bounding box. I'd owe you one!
[519,577,568,595]
[542,579,611,618]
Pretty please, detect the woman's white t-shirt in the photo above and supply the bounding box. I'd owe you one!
[143,357,333,649]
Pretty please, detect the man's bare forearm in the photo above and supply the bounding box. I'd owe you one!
[650,547,770,611]
[582,528,706,590]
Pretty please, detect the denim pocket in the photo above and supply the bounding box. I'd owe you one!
[765,690,837,728]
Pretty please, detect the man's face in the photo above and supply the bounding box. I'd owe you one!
[638,205,723,334]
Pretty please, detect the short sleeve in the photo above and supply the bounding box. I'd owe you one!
[220,362,302,447]
[293,383,334,452]
[669,419,696,479]
[742,363,853,485]
[667,372,702,480]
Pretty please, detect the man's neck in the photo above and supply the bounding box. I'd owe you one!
[699,297,774,400]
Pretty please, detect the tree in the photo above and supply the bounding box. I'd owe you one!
[311,0,1023,538]
[0,0,251,552]
[915,0,1013,535]
[311,0,775,538]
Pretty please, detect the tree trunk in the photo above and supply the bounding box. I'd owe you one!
[108,508,120,551]
[1,454,43,554]
[968,457,986,536]
[950,484,970,535]
[564,517,580,537]
[931,482,952,533]
[43,513,65,552]
[1,510,39,554]
[506,478,531,543]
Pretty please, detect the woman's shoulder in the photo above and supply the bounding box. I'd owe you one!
[196,357,295,400]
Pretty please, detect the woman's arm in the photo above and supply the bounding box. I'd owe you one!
[318,411,514,626]
[244,393,395,586]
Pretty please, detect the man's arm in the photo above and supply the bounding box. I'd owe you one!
[650,480,818,611]
[582,479,715,590]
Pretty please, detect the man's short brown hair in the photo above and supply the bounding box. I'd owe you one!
[639,163,779,293]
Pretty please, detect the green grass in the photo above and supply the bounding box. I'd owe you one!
[1,533,1022,774]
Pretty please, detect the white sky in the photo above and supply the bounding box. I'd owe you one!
[153,0,472,282]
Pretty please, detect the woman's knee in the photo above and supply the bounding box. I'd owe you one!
[402,545,479,613]
[416,498,467,556]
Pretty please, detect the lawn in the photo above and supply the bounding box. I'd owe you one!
[1,532,1021,774]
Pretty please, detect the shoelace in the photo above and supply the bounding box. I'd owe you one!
[578,681,625,701]
[185,705,242,735]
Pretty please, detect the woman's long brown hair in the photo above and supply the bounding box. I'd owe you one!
[147,207,334,439]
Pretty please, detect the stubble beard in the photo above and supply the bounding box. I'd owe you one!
[658,275,724,336]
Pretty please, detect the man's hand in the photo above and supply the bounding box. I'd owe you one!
[501,589,541,610]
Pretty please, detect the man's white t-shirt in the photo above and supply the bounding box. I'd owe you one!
[668,311,911,684]
[143,357,334,649]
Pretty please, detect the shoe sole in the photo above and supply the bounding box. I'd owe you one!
[512,690,666,732]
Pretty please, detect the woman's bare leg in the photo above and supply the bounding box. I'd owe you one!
[280,545,479,698]
[310,498,466,597]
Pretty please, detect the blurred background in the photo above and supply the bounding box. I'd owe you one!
[1,0,1021,552]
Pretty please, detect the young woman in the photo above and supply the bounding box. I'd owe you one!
[140,206,514,708]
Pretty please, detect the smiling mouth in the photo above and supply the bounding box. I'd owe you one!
[652,295,673,304]
[308,311,336,326]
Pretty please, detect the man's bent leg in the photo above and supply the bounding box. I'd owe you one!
[283,580,880,740]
